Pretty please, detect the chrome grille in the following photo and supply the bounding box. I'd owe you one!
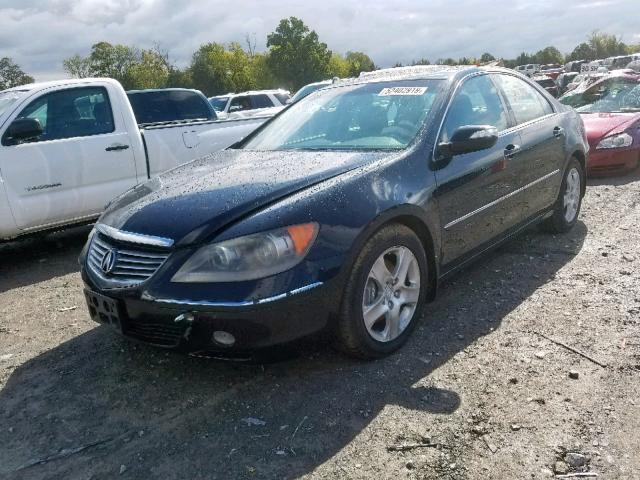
[87,234,170,288]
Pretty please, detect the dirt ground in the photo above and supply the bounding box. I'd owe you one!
[1,170,639,480]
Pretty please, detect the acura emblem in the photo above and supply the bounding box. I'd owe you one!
[100,249,117,274]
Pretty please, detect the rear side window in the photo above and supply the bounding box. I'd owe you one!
[250,94,273,109]
[128,90,213,124]
[441,74,509,141]
[494,74,553,125]
[11,86,114,143]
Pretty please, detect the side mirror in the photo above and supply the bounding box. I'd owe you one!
[229,105,242,112]
[438,125,498,157]
[6,118,43,144]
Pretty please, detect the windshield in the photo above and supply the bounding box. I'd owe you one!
[560,78,640,113]
[209,97,229,112]
[242,79,443,151]
[0,90,27,118]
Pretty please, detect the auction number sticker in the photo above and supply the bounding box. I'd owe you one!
[378,87,427,96]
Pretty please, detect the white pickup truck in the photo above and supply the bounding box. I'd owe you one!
[0,78,267,240]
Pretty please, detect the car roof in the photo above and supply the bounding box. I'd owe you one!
[343,65,520,87]
[2,77,122,93]
[127,88,202,94]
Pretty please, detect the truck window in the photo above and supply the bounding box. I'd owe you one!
[229,96,252,112]
[250,94,274,109]
[127,90,213,125]
[13,86,114,143]
[273,92,290,105]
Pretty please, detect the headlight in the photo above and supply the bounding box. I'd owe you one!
[171,223,319,282]
[596,132,633,149]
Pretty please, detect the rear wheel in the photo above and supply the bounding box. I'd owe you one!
[543,158,584,233]
[334,224,428,359]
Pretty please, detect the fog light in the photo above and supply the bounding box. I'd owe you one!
[213,330,236,347]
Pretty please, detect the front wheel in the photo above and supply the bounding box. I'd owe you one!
[543,158,584,233]
[334,225,428,359]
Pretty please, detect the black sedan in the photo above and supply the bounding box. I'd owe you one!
[80,65,588,359]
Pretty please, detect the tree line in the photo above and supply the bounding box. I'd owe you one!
[2,21,639,94]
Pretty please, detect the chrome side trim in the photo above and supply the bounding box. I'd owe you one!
[96,223,174,248]
[151,282,324,308]
[444,169,560,230]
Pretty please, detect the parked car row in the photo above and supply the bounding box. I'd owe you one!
[208,89,290,120]
[79,65,590,359]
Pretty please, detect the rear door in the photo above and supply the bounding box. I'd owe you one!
[0,84,138,231]
[434,74,521,266]
[492,73,565,222]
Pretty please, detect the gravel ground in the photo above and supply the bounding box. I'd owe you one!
[1,170,639,480]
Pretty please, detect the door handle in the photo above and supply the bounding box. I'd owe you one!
[553,126,565,138]
[504,144,520,158]
[105,144,130,152]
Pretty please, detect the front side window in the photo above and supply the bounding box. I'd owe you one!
[12,87,114,142]
[251,94,274,109]
[494,74,553,124]
[229,96,252,112]
[242,79,443,151]
[441,74,509,141]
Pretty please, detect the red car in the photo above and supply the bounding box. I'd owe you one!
[560,71,640,176]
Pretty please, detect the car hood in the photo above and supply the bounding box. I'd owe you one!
[99,149,392,246]
[581,112,640,145]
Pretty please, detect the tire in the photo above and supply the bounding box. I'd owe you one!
[334,224,429,359]
[542,158,584,234]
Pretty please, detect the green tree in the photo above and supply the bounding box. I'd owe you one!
[327,53,350,78]
[0,57,34,90]
[63,54,92,78]
[588,31,627,59]
[479,52,496,63]
[266,17,332,90]
[567,42,596,61]
[129,49,171,89]
[345,51,376,77]
[533,46,564,65]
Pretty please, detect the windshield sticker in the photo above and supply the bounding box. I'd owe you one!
[378,87,427,96]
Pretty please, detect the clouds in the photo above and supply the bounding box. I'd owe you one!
[0,0,638,81]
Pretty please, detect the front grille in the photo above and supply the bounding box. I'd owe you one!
[87,234,170,288]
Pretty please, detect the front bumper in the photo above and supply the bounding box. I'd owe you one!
[82,276,339,353]
[587,148,639,176]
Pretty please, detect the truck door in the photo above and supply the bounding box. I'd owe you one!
[0,85,139,232]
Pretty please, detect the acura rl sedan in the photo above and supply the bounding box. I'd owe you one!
[80,65,588,359]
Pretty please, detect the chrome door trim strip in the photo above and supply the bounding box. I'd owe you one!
[96,223,175,248]
[150,282,324,308]
[444,169,560,230]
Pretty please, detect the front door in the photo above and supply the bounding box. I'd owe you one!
[434,74,520,267]
[0,85,139,231]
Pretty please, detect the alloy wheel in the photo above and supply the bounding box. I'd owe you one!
[362,246,421,343]
[563,167,581,223]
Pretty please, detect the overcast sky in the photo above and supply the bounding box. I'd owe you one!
[1,0,638,81]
